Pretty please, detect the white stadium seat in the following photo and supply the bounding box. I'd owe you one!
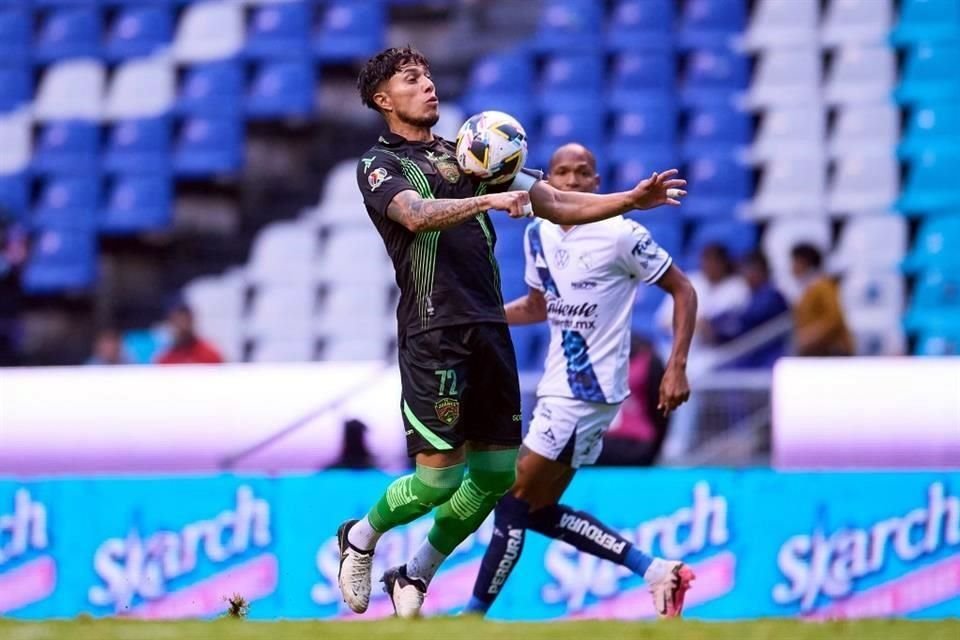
[748,107,825,164]
[828,104,900,159]
[824,46,896,106]
[828,153,899,215]
[246,284,317,340]
[821,0,893,47]
[33,60,105,121]
[745,48,821,109]
[831,215,907,273]
[318,226,391,285]
[105,53,175,120]
[742,0,820,51]
[246,221,320,286]
[173,0,244,63]
[750,155,827,217]
[0,107,31,174]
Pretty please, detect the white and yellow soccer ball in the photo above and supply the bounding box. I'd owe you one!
[455,111,528,185]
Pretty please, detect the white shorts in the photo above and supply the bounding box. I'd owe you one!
[523,396,622,468]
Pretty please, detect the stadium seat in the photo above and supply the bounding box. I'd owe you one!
[0,10,29,64]
[636,216,682,260]
[821,0,893,47]
[829,104,899,159]
[824,46,896,106]
[105,54,175,120]
[841,270,905,323]
[176,61,244,116]
[750,155,826,218]
[684,220,758,269]
[105,5,173,61]
[538,54,604,112]
[462,52,536,134]
[899,103,960,160]
[32,176,100,229]
[828,153,899,215]
[761,218,831,294]
[631,283,667,337]
[0,172,28,220]
[532,107,605,169]
[679,0,746,49]
[606,105,677,166]
[173,115,243,177]
[246,60,314,119]
[509,323,549,371]
[748,108,825,164]
[183,269,245,362]
[610,153,681,194]
[100,175,173,234]
[21,226,97,293]
[898,152,960,215]
[914,330,960,356]
[745,48,821,109]
[245,1,310,59]
[891,0,960,45]
[0,66,31,111]
[318,226,389,286]
[904,270,960,333]
[680,48,749,107]
[831,215,907,273]
[682,104,752,160]
[607,0,674,51]
[251,336,318,363]
[849,319,906,356]
[33,60,105,121]
[313,0,386,61]
[33,7,101,63]
[742,0,819,50]
[321,336,389,362]
[531,0,603,53]
[0,107,31,175]
[902,214,960,273]
[32,121,100,175]
[679,155,751,219]
[104,117,171,175]
[608,52,676,110]
[319,283,387,328]
[246,284,317,341]
[172,0,244,63]
[247,220,319,286]
[895,43,960,104]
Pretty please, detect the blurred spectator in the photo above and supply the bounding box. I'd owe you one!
[596,335,669,467]
[0,214,28,366]
[791,243,854,357]
[86,328,130,365]
[330,418,374,470]
[701,251,790,368]
[155,302,224,364]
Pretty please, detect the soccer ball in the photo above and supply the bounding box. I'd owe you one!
[455,111,528,185]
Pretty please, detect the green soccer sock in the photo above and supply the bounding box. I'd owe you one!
[427,449,518,555]
[366,463,465,533]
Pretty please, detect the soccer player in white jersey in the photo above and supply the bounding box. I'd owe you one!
[465,144,699,618]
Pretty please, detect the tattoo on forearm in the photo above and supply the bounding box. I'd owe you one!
[389,191,485,231]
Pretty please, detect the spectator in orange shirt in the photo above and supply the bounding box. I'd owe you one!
[791,244,854,357]
[155,302,224,364]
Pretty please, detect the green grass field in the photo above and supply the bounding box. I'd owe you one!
[1,618,958,640]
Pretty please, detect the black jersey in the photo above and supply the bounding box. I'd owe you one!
[356,130,537,340]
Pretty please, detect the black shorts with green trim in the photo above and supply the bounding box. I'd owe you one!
[398,322,522,457]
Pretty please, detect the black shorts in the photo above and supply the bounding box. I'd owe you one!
[398,322,522,457]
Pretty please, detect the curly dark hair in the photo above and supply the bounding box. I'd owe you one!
[357,46,431,112]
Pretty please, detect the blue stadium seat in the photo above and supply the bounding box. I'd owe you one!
[891,0,960,45]
[32,175,100,229]
[532,0,604,53]
[681,48,750,107]
[902,214,960,273]
[32,121,100,175]
[0,66,30,111]
[607,0,675,51]
[246,1,310,58]
[684,220,757,268]
[904,270,960,333]
[678,0,746,49]
[0,171,29,220]
[898,152,960,215]
[0,10,29,64]
[462,51,536,127]
[532,107,605,169]
[680,155,751,218]
[682,104,752,160]
[607,105,678,166]
[509,323,550,371]
[100,175,172,234]
[21,226,97,294]
[914,330,960,356]
[608,52,676,110]
[176,61,244,116]
[313,0,385,62]
[105,6,173,61]
[32,0,101,6]
[538,54,604,111]
[174,115,243,177]
[895,44,960,105]
[104,117,171,175]
[640,217,682,260]
[246,60,314,119]
[33,7,101,63]
[610,152,681,193]
[899,103,960,159]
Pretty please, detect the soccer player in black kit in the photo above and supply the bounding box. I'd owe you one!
[337,46,687,618]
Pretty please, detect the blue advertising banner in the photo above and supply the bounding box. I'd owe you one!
[1,470,958,620]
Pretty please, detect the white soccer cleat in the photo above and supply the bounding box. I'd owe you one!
[337,519,374,614]
[381,565,427,619]
[645,558,695,618]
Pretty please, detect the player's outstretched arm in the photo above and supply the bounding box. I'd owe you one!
[504,287,547,325]
[655,265,698,416]
[387,189,531,232]
[527,170,687,225]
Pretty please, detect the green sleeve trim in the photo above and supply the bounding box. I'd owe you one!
[403,399,453,451]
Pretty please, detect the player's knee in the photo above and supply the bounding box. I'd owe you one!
[471,466,517,499]
[414,463,465,507]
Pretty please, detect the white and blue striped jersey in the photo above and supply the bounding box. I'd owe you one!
[523,216,672,404]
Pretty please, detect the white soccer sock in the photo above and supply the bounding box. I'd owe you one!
[406,539,448,587]
[347,516,382,552]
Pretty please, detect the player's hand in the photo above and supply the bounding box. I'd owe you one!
[488,191,533,219]
[658,363,691,417]
[630,169,687,210]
